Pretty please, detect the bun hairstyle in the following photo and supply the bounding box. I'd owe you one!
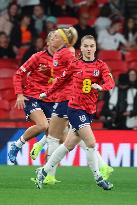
[58,27,78,47]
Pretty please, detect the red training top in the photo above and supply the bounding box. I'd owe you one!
[13,50,54,101]
[50,47,76,102]
[47,58,115,114]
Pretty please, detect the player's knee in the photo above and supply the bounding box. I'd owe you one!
[86,139,96,148]
[64,143,75,151]
[37,123,49,132]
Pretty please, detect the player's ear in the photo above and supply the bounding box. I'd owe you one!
[80,45,83,52]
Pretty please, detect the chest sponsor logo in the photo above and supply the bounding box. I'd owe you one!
[93,70,100,76]
[38,64,48,72]
[79,115,86,122]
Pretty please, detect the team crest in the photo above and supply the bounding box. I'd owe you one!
[79,115,86,122]
[93,70,100,76]
[53,60,58,66]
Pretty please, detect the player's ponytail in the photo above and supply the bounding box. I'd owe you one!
[58,27,78,47]
[68,27,78,46]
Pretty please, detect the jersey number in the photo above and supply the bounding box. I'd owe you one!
[82,79,92,93]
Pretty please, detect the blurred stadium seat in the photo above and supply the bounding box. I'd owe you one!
[98,50,123,61]
[0,78,13,90]
[0,68,15,78]
[57,17,78,28]
[0,99,10,110]
[106,60,128,79]
[125,50,137,70]
[9,109,25,120]
[0,59,18,69]
[128,61,137,70]
[125,50,137,62]
[1,89,16,101]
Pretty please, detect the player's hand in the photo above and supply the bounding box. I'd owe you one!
[15,94,28,109]
[92,83,102,91]
[39,93,47,99]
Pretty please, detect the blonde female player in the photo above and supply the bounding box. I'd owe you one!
[30,30,113,184]
[8,31,57,166]
[34,35,115,190]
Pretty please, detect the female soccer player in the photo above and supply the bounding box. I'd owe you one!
[8,31,57,166]
[8,30,76,185]
[34,35,115,190]
[31,28,113,181]
[29,27,78,183]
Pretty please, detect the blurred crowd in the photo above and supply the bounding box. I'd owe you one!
[0,0,137,60]
[100,70,137,130]
[0,0,137,130]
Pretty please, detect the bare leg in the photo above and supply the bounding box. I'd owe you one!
[48,116,68,141]
[15,110,49,148]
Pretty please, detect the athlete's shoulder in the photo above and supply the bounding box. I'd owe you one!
[34,51,44,56]
[70,57,81,66]
[59,47,69,53]
[95,58,108,67]
[28,51,44,61]
[58,47,74,57]
[96,58,104,63]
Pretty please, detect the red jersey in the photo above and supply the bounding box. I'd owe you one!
[51,47,76,102]
[13,51,54,101]
[47,58,115,114]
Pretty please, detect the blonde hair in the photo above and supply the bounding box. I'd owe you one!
[58,27,78,47]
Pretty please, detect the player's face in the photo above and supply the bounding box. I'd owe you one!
[47,32,56,46]
[47,32,57,54]
[80,39,96,60]
[51,31,64,49]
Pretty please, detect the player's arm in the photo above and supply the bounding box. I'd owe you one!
[40,61,77,98]
[100,62,115,91]
[13,53,40,109]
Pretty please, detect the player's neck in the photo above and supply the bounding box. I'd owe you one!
[47,47,56,56]
[82,55,95,62]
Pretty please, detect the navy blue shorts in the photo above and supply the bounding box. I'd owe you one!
[67,107,94,132]
[24,97,55,121]
[52,101,69,119]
